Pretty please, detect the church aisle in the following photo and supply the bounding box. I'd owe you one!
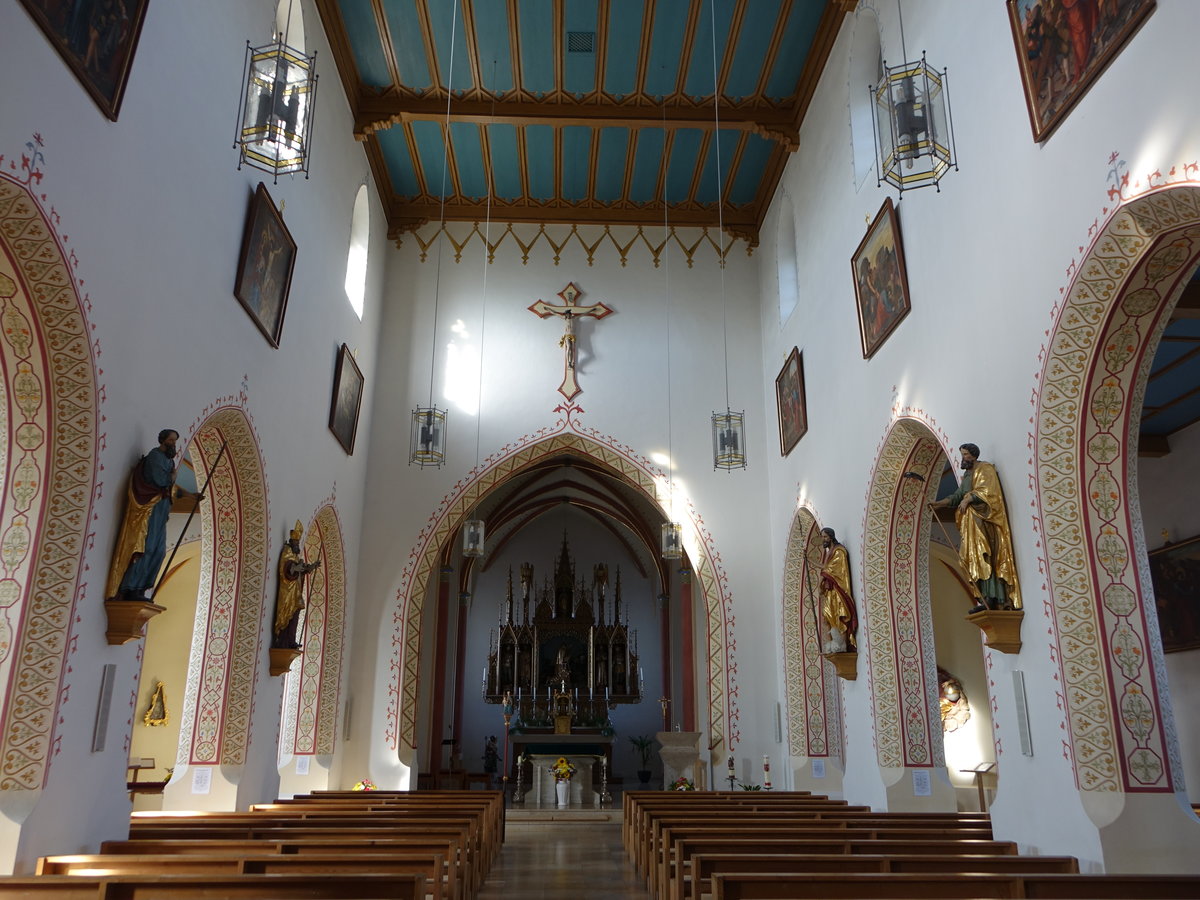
[477,820,649,899]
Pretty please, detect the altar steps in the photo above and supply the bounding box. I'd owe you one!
[506,808,622,824]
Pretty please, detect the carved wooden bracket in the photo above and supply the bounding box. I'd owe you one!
[966,609,1024,654]
[104,599,166,645]
[822,651,858,681]
[269,646,303,677]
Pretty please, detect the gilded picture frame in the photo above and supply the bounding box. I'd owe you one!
[233,183,297,349]
[1148,533,1200,653]
[18,0,150,121]
[1007,0,1155,142]
[851,197,911,360]
[329,343,364,455]
[774,347,807,457]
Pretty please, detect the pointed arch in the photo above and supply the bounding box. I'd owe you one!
[782,507,842,763]
[861,418,946,771]
[0,173,98,792]
[388,428,736,763]
[173,406,269,775]
[1034,185,1200,800]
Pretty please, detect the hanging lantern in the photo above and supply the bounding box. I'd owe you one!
[661,523,683,560]
[409,407,447,468]
[235,39,319,180]
[463,519,485,558]
[712,410,747,471]
[870,53,956,194]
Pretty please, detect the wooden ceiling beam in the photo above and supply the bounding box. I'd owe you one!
[354,96,798,147]
[754,0,794,98]
[675,2,702,97]
[506,0,526,100]
[459,0,484,92]
[787,1,853,135]
[370,0,404,89]
[384,200,754,239]
[312,0,364,112]
[717,0,749,96]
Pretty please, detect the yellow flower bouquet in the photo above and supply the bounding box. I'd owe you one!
[550,756,576,782]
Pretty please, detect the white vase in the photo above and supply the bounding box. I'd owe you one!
[555,779,569,808]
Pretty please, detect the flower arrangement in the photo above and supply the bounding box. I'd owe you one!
[550,756,577,783]
[670,776,695,791]
[352,778,377,791]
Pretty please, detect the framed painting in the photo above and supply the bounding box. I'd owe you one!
[1148,533,1200,653]
[774,347,807,457]
[328,343,364,455]
[233,183,296,349]
[851,197,911,360]
[1007,0,1155,142]
[18,0,150,121]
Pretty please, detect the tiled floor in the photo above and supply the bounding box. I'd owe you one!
[478,820,649,899]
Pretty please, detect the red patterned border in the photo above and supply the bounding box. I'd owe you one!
[0,155,99,790]
[388,408,737,758]
[175,404,269,768]
[1033,160,1200,794]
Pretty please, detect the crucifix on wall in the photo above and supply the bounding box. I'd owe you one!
[527,282,614,401]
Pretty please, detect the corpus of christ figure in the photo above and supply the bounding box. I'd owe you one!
[527,282,614,401]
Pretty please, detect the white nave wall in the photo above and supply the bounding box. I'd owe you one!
[0,0,1197,875]
[758,0,1200,869]
[347,226,775,785]
[0,0,384,869]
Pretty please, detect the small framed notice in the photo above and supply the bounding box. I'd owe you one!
[296,755,311,775]
[191,766,212,795]
[912,768,932,797]
[812,759,826,779]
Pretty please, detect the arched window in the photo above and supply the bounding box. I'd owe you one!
[777,193,799,326]
[344,185,369,319]
[275,0,305,51]
[848,7,882,190]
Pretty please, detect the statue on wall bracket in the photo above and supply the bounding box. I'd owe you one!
[931,442,1024,653]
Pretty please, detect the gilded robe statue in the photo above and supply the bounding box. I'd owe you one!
[106,430,182,602]
[273,521,321,648]
[935,444,1022,613]
[818,528,857,653]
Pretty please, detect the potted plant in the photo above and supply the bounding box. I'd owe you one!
[629,734,655,785]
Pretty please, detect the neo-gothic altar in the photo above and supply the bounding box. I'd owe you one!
[483,535,641,729]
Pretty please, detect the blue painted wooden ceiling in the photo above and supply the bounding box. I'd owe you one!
[316,0,856,243]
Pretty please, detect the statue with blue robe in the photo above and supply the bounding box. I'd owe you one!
[106,430,186,602]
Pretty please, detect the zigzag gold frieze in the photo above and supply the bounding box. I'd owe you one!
[404,222,744,268]
[0,175,97,790]
[1037,186,1200,794]
[391,427,733,758]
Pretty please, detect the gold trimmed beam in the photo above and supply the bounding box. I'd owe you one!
[353,96,800,149]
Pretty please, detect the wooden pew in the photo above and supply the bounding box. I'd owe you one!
[624,794,871,856]
[650,819,995,895]
[0,872,426,899]
[248,801,502,862]
[100,838,465,900]
[39,852,447,900]
[667,836,1019,900]
[265,789,505,843]
[710,871,1200,899]
[128,815,484,866]
[684,853,1077,900]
